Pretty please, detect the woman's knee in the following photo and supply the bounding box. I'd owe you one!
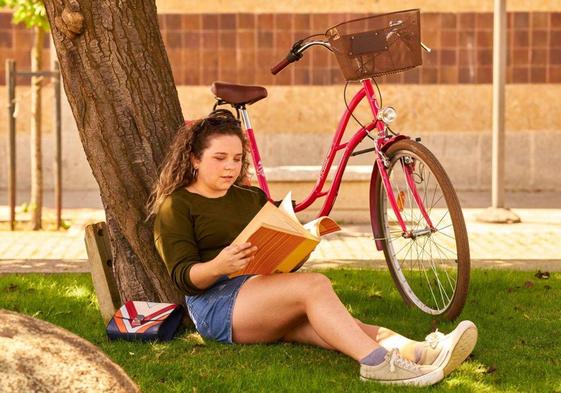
[300,272,333,295]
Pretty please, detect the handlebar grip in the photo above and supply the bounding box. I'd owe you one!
[271,57,291,75]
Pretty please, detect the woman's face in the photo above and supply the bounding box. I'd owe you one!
[191,134,243,196]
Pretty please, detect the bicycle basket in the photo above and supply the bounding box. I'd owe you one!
[326,9,422,81]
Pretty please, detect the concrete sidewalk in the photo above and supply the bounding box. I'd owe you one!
[1,206,560,273]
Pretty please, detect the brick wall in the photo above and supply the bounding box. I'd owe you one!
[1,11,560,86]
[159,11,561,85]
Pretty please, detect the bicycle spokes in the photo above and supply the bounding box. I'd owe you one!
[381,155,437,238]
[380,148,463,315]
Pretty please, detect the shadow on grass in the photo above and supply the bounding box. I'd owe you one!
[0,269,559,393]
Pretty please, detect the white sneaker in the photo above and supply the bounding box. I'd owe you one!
[425,320,478,377]
[415,330,445,365]
[360,348,444,386]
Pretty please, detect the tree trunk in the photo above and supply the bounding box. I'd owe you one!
[30,26,44,230]
[43,0,185,304]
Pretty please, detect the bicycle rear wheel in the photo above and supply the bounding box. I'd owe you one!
[373,139,470,320]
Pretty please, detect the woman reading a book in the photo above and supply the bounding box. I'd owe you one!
[148,110,477,387]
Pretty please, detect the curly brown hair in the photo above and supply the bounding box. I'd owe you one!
[146,109,250,219]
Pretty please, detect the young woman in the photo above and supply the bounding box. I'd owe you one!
[148,110,478,387]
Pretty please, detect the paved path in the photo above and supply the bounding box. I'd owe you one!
[1,207,560,273]
[313,209,561,260]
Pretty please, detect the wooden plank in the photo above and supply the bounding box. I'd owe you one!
[84,222,121,324]
[6,59,16,231]
[53,61,62,229]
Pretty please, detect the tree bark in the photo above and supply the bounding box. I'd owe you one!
[43,0,185,304]
[30,26,44,230]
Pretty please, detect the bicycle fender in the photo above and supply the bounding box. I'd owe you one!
[369,135,410,251]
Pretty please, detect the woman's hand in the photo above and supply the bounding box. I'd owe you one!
[211,242,258,276]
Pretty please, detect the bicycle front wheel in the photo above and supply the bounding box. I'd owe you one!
[374,139,470,320]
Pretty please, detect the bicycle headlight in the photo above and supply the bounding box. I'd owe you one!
[378,106,397,124]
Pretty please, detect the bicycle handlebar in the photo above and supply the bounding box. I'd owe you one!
[270,41,305,75]
[271,34,429,75]
[271,39,331,75]
[271,57,291,75]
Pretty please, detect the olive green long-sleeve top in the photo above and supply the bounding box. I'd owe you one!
[154,184,268,296]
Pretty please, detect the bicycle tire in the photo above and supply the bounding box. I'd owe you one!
[373,139,470,320]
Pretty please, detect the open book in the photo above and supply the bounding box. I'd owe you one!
[228,192,341,278]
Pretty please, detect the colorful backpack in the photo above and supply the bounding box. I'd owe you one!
[106,301,185,341]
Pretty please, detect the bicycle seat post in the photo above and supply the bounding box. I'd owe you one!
[238,105,252,131]
[238,105,272,197]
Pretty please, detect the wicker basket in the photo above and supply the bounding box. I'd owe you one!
[326,9,422,81]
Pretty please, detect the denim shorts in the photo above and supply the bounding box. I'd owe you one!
[185,274,255,344]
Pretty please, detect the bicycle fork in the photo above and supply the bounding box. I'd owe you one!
[363,78,435,240]
[377,155,436,239]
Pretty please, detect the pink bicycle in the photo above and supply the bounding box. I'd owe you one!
[209,10,469,320]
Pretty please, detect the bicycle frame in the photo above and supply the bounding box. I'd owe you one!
[240,79,434,246]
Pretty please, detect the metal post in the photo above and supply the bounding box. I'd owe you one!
[492,0,506,209]
[6,60,16,231]
[54,60,62,229]
[477,0,520,223]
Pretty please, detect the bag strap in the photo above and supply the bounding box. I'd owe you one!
[124,301,177,325]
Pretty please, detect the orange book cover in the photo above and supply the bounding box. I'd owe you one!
[228,192,341,278]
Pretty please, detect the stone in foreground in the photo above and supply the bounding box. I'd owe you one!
[0,309,139,393]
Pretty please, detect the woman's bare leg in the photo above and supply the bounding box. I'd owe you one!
[374,325,419,360]
[281,318,335,350]
[282,317,419,360]
[231,272,380,361]
[233,273,419,359]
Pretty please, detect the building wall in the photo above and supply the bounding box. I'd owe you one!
[156,0,561,13]
[0,2,560,200]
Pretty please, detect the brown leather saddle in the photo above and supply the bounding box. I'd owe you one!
[211,81,268,106]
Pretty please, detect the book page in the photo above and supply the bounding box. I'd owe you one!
[231,201,314,249]
[276,191,341,238]
[278,191,299,223]
[303,217,341,238]
[228,192,341,278]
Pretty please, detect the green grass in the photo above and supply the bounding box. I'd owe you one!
[1,269,560,392]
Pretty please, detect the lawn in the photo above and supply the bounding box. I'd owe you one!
[1,269,560,392]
